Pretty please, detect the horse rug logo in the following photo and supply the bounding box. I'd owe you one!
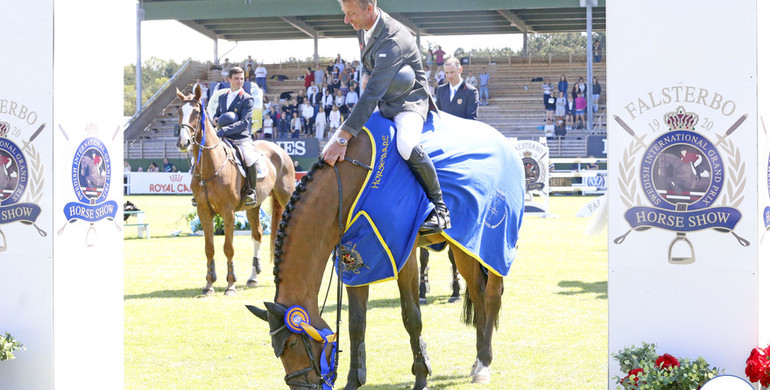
[0,120,46,251]
[615,106,750,264]
[484,190,507,229]
[338,241,369,274]
[59,125,119,246]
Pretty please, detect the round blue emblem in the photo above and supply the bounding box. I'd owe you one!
[640,130,723,211]
[0,138,27,205]
[72,137,111,204]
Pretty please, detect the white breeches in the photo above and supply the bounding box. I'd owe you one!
[394,111,423,160]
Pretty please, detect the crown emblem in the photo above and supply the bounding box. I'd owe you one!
[522,150,533,159]
[0,121,9,138]
[85,123,99,136]
[664,106,699,131]
[170,174,183,182]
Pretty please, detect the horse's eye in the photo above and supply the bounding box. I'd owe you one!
[288,338,299,348]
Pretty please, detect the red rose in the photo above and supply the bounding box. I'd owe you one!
[745,347,770,384]
[621,368,645,387]
[655,353,680,370]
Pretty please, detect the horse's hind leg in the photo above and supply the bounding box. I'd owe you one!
[344,285,369,390]
[245,206,263,287]
[472,272,503,384]
[451,246,498,384]
[222,211,237,296]
[397,247,431,390]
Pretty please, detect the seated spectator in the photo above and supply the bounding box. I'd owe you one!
[555,119,566,139]
[148,162,159,172]
[124,160,131,173]
[162,157,174,172]
[335,89,348,116]
[296,89,307,105]
[322,89,334,116]
[345,83,359,110]
[586,156,599,170]
[137,166,143,172]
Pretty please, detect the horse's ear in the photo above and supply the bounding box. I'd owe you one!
[194,84,202,101]
[264,301,288,319]
[176,88,185,101]
[246,305,269,322]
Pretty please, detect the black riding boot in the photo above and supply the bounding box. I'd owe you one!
[406,145,450,234]
[245,162,259,206]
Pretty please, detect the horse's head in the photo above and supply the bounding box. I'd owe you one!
[247,302,336,389]
[176,85,203,152]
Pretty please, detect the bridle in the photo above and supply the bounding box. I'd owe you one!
[270,157,372,390]
[179,99,233,212]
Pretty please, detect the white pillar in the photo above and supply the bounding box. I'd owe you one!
[0,0,126,388]
[608,0,768,386]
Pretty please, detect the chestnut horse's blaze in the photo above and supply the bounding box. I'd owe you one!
[175,85,295,296]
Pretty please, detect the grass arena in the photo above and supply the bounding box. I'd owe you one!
[124,194,607,389]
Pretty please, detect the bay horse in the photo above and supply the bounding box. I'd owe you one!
[176,86,295,296]
[247,113,524,389]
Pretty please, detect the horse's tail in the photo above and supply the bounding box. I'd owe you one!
[270,194,282,262]
[461,265,501,330]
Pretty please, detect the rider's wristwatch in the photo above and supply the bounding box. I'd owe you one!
[336,137,348,147]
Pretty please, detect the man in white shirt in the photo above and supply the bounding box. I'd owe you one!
[300,100,315,135]
[254,61,268,93]
[434,57,479,120]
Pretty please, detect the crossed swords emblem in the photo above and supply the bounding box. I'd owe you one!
[613,113,749,264]
[0,123,48,252]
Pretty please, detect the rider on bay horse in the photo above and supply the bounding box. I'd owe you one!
[210,66,260,206]
[322,0,450,234]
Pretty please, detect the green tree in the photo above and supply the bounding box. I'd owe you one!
[526,32,604,57]
[124,57,184,116]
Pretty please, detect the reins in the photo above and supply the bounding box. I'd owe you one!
[278,155,372,390]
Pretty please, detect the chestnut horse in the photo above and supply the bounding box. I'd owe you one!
[176,86,295,296]
[247,120,520,389]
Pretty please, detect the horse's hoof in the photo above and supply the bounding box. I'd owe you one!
[246,279,258,288]
[471,366,491,384]
[447,295,460,303]
[201,288,215,297]
[419,297,427,305]
[224,288,236,296]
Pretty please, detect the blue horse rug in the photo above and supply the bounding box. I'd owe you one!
[337,111,526,287]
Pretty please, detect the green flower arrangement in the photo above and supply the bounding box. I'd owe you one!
[0,332,25,362]
[612,342,721,390]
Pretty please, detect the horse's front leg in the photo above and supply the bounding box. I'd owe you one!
[221,210,237,296]
[245,206,263,287]
[344,285,369,390]
[397,247,430,390]
[198,207,216,296]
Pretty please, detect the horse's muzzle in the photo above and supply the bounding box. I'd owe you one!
[177,139,191,151]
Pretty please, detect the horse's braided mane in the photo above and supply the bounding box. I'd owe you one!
[272,158,326,296]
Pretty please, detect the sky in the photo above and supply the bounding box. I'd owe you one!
[130,19,525,66]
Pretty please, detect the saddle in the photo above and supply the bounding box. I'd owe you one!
[220,138,268,180]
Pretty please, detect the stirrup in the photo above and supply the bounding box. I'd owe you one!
[244,191,258,206]
[419,207,451,234]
